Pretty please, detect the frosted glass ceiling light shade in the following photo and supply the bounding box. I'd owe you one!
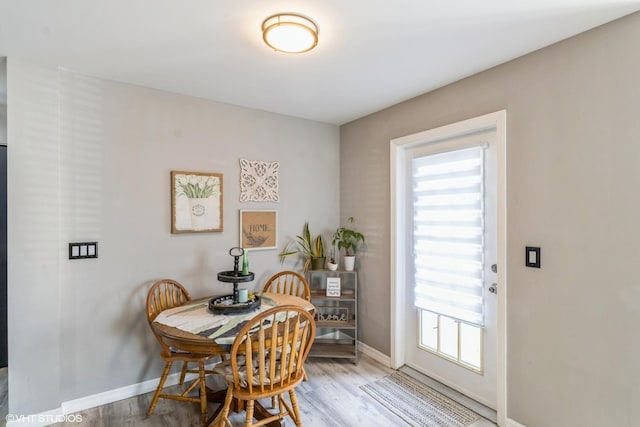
[262,14,318,53]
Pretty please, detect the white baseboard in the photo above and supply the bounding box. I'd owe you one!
[506,418,527,427]
[61,369,193,414]
[8,360,220,427]
[358,340,391,367]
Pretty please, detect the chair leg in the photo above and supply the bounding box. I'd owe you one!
[244,400,255,427]
[147,360,173,416]
[277,393,287,417]
[199,361,208,427]
[180,361,189,385]
[218,384,234,427]
[288,389,303,426]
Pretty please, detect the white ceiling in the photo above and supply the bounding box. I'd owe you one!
[0,1,639,124]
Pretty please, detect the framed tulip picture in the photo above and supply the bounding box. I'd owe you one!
[171,171,223,233]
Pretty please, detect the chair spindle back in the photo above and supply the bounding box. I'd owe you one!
[230,305,315,396]
[262,271,311,301]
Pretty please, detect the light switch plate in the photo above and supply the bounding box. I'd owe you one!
[69,242,98,260]
[525,246,540,268]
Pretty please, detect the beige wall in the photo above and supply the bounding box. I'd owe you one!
[341,11,640,427]
[7,60,339,414]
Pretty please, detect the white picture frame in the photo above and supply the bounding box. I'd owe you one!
[326,277,341,297]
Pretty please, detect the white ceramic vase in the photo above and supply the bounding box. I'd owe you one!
[343,255,356,271]
[188,197,215,231]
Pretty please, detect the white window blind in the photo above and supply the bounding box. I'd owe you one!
[412,146,485,326]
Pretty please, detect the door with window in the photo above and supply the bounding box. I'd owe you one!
[403,128,498,408]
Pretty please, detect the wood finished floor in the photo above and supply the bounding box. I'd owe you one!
[7,356,495,427]
[0,367,7,427]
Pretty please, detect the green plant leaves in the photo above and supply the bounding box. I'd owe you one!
[279,222,326,272]
[332,218,365,256]
[176,176,219,198]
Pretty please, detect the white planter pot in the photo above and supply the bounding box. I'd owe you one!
[188,197,216,231]
[327,262,338,271]
[343,255,356,271]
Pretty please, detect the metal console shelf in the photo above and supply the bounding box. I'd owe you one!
[306,270,358,364]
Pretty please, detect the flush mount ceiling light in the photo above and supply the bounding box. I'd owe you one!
[262,13,318,54]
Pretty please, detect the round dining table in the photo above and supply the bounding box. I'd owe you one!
[152,291,315,426]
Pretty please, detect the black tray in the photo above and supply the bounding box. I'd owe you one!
[208,294,261,314]
[217,271,255,283]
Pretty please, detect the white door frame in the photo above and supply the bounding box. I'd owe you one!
[390,110,507,427]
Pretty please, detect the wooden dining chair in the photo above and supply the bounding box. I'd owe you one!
[262,271,311,302]
[262,270,313,400]
[213,305,316,427]
[146,279,213,427]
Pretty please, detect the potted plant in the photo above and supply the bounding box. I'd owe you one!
[311,234,326,270]
[279,222,326,272]
[326,249,338,271]
[332,217,365,271]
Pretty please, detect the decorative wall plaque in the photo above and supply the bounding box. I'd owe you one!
[239,159,279,202]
